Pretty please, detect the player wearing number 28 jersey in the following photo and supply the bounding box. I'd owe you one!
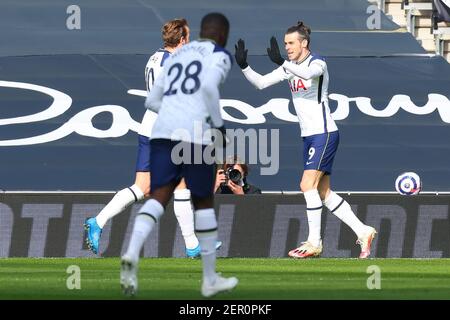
[148,40,232,145]
[84,19,221,259]
[121,13,238,298]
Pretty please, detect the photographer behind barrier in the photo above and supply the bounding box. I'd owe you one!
[214,156,262,195]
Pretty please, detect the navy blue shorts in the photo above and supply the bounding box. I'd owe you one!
[302,131,339,175]
[149,139,215,198]
[135,134,151,172]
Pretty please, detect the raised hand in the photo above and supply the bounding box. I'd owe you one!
[234,38,248,69]
[267,36,284,66]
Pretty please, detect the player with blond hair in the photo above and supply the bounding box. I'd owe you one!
[84,18,220,258]
[121,12,238,298]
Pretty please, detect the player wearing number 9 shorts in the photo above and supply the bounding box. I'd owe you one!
[303,131,339,173]
[234,21,376,259]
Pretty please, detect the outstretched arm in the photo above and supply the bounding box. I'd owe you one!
[281,60,324,80]
[267,36,324,80]
[235,38,286,90]
[241,66,286,90]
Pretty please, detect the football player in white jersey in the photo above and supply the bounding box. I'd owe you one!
[84,19,221,258]
[120,12,238,298]
[234,21,376,259]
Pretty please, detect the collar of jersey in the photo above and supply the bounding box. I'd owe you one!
[197,38,217,44]
[294,52,311,65]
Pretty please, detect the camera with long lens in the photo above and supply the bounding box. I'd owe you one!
[221,167,242,186]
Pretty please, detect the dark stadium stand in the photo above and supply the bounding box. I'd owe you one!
[0,0,396,55]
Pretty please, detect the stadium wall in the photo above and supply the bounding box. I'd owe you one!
[1,193,448,258]
[2,55,450,192]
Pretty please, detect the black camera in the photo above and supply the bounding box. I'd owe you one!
[222,167,242,185]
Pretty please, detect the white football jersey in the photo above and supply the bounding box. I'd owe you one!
[138,49,170,137]
[242,52,338,137]
[145,39,233,145]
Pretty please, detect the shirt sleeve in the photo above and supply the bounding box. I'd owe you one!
[203,65,225,128]
[211,51,232,84]
[144,71,164,113]
[281,59,325,80]
[241,65,287,90]
[201,51,232,128]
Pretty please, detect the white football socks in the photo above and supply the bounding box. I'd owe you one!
[173,189,199,250]
[324,191,368,238]
[303,189,323,247]
[96,184,144,228]
[125,199,164,262]
[194,208,218,284]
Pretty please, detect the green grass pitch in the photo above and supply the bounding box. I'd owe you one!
[0,258,449,300]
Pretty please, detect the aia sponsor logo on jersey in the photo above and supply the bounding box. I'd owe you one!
[289,78,307,93]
